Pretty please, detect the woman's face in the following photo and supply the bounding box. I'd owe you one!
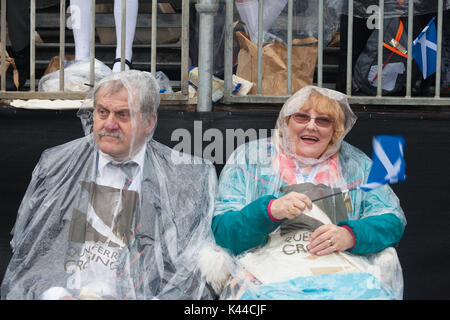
[286,108,334,159]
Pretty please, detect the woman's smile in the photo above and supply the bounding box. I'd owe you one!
[299,135,320,143]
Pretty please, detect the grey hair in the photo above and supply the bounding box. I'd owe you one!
[93,70,160,119]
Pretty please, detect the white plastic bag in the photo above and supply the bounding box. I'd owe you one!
[155,71,173,94]
[235,0,288,44]
[38,59,112,92]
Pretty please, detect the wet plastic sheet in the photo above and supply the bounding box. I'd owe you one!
[1,71,218,300]
[221,204,402,300]
[239,273,396,300]
[38,59,112,92]
[155,71,173,94]
[214,86,406,300]
[234,1,449,48]
[235,0,344,47]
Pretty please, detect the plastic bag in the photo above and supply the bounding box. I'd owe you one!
[232,74,254,96]
[188,66,224,103]
[235,0,344,47]
[235,0,288,44]
[155,71,173,94]
[188,67,251,102]
[38,59,112,92]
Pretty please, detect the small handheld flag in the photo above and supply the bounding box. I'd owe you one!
[412,17,437,79]
[306,135,406,202]
[359,135,406,191]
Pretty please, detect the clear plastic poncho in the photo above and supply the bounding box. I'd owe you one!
[215,86,406,300]
[1,70,218,300]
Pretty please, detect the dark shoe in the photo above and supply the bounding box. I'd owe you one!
[111,58,133,70]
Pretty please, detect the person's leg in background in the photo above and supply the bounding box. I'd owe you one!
[112,0,138,72]
[5,0,30,90]
[70,0,138,72]
[70,0,92,62]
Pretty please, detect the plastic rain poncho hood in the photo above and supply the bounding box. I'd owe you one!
[273,85,357,168]
[1,70,218,300]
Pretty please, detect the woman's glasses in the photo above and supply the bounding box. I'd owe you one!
[290,113,334,128]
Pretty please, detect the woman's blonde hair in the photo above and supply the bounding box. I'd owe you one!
[292,89,345,146]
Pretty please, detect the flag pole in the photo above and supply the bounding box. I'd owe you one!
[312,186,359,202]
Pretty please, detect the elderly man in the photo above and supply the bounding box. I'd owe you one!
[1,70,217,300]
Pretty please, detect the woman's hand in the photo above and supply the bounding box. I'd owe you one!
[270,192,312,221]
[307,224,355,256]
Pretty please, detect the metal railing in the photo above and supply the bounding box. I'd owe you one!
[1,0,449,108]
[221,0,450,107]
[0,0,190,102]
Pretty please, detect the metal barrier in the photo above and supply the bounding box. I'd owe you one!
[221,0,450,107]
[1,1,449,108]
[0,0,190,102]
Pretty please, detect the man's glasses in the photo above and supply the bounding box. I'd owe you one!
[290,113,334,128]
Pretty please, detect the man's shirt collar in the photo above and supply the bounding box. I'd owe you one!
[98,143,146,176]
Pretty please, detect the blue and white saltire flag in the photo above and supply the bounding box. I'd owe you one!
[359,135,406,191]
[412,17,437,80]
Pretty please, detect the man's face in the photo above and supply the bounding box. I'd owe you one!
[93,86,156,161]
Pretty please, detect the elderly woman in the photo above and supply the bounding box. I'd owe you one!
[212,86,406,299]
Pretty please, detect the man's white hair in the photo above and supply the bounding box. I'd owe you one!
[93,70,161,119]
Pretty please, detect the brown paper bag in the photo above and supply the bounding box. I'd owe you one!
[235,31,318,95]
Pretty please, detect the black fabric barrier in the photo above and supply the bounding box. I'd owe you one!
[0,106,449,299]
